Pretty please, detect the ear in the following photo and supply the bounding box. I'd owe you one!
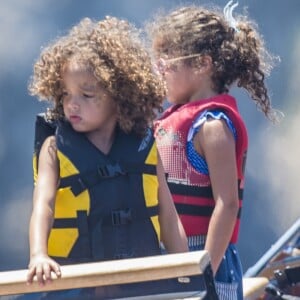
[193,55,212,75]
[199,55,212,71]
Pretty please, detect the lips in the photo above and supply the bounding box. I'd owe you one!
[69,115,82,124]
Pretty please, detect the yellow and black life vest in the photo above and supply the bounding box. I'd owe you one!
[33,114,161,264]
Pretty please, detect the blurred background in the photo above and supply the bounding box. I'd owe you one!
[0,0,299,273]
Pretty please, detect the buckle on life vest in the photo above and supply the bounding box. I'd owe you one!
[97,163,126,178]
[112,209,132,226]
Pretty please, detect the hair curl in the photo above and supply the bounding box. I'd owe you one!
[146,5,280,121]
[29,17,164,136]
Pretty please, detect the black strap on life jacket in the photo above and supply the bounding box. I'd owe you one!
[175,203,242,219]
[168,180,244,199]
[59,162,156,196]
[170,179,243,219]
[52,207,159,229]
[175,203,214,217]
[168,182,214,198]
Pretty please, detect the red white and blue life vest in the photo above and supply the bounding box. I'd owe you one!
[154,94,248,243]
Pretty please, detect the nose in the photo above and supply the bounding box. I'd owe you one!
[66,97,80,112]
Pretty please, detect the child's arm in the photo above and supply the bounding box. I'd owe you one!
[196,118,239,275]
[157,152,188,253]
[27,136,61,285]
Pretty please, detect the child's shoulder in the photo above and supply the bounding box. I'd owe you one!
[41,135,57,152]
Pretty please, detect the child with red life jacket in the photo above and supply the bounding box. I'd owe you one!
[146,1,281,299]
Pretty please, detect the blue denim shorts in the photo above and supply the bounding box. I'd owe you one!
[188,235,243,300]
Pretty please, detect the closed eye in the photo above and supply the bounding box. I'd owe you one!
[83,93,95,98]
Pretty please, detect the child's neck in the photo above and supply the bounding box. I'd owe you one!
[190,89,218,102]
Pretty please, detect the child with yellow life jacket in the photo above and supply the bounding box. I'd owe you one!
[23,16,190,299]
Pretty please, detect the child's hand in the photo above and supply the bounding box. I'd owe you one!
[27,254,61,286]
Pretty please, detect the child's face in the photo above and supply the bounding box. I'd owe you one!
[157,58,201,105]
[61,62,117,135]
[154,54,214,104]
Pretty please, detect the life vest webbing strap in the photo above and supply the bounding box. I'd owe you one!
[52,210,88,229]
[101,205,159,226]
[168,180,244,199]
[76,210,92,258]
[146,205,159,217]
[53,218,77,228]
[175,203,242,219]
[121,162,156,175]
[175,203,213,216]
[52,205,159,228]
[111,209,132,226]
[169,183,213,198]
[59,162,156,196]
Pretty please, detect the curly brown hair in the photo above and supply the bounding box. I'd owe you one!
[146,5,280,121]
[29,17,165,136]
